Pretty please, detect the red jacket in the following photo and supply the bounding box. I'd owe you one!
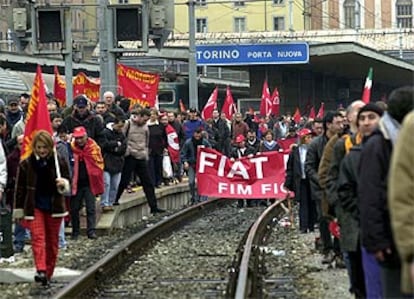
[71,138,104,196]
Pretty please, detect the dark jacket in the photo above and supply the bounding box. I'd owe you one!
[285,145,307,193]
[62,110,105,145]
[181,137,211,166]
[337,145,362,252]
[358,129,398,265]
[305,134,328,202]
[148,122,167,156]
[246,138,260,154]
[14,154,70,219]
[211,118,231,155]
[230,144,256,159]
[101,125,127,174]
[326,133,362,207]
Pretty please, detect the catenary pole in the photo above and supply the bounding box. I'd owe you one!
[188,0,198,111]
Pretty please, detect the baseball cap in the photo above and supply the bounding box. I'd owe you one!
[7,98,19,105]
[74,95,88,108]
[72,126,87,138]
[235,134,245,143]
[297,128,312,137]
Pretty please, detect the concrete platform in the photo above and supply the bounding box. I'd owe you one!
[0,267,82,283]
[70,181,191,233]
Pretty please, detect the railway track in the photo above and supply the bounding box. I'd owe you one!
[54,198,291,298]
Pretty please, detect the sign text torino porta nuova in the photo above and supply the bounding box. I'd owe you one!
[196,43,309,66]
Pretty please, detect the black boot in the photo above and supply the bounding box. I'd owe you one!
[34,271,49,287]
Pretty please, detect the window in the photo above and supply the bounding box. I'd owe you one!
[158,90,176,105]
[196,18,207,33]
[196,0,207,6]
[273,17,285,30]
[273,0,285,4]
[396,0,413,28]
[234,17,246,32]
[344,0,356,28]
[234,1,245,6]
[118,0,129,3]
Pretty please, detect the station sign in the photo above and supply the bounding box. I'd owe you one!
[196,43,309,66]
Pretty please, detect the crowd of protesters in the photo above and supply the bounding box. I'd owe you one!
[0,85,413,296]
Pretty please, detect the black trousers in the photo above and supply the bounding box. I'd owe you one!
[71,186,96,236]
[298,179,316,232]
[348,246,366,298]
[315,198,340,253]
[116,156,158,211]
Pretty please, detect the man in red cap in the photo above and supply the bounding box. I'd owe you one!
[70,126,104,240]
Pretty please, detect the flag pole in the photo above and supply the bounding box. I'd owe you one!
[54,147,61,179]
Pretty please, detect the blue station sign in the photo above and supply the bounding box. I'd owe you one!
[196,43,309,66]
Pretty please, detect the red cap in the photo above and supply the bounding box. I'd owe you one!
[235,134,245,143]
[297,128,312,138]
[72,126,87,138]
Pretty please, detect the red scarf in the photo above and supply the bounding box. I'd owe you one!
[71,138,104,196]
[165,124,180,163]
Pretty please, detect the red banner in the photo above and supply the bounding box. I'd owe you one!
[278,137,297,153]
[73,72,101,102]
[117,63,160,108]
[196,147,289,199]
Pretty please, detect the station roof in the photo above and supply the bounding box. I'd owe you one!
[304,42,413,87]
[140,41,413,87]
[0,51,99,75]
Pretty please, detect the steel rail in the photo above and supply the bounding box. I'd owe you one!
[54,198,222,299]
[234,199,286,299]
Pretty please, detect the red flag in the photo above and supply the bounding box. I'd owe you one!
[179,99,187,113]
[165,124,180,163]
[201,87,218,120]
[73,72,101,102]
[117,63,160,108]
[21,65,53,160]
[53,65,66,107]
[259,80,272,116]
[270,87,280,117]
[308,106,316,119]
[293,107,301,124]
[361,67,373,104]
[316,102,325,119]
[221,86,237,120]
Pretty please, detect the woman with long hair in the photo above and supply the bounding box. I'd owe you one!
[13,130,70,286]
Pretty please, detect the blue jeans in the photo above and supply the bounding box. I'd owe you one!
[58,220,66,249]
[101,172,121,207]
[188,166,207,203]
[13,224,30,251]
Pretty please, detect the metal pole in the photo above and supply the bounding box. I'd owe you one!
[99,0,109,97]
[289,0,294,32]
[141,0,149,52]
[106,7,117,94]
[64,8,73,106]
[188,0,198,110]
[30,4,38,53]
[264,0,267,31]
[399,24,403,59]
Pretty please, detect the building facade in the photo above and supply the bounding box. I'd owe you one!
[174,0,305,33]
[306,0,413,30]
[0,0,97,58]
